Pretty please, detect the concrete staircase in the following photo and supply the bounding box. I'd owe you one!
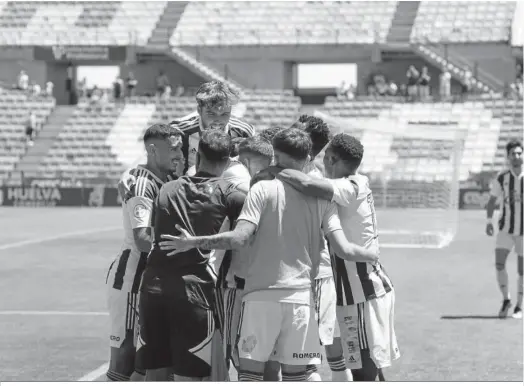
[147,1,189,50]
[412,44,501,93]
[387,1,420,43]
[14,105,76,178]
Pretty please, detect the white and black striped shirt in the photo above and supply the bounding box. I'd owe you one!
[329,174,394,306]
[490,169,524,236]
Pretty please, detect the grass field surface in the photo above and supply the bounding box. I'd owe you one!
[0,207,522,381]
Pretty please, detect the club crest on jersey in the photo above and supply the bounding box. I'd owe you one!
[133,204,147,219]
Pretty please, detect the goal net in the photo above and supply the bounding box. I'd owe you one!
[314,111,465,249]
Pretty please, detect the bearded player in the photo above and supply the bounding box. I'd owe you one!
[486,139,523,319]
[105,124,184,381]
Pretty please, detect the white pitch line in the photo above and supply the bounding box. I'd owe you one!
[0,310,109,316]
[0,227,120,251]
[78,362,109,382]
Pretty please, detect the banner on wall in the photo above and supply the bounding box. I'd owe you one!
[33,46,128,62]
[0,186,122,207]
[459,188,492,210]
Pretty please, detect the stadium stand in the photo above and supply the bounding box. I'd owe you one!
[0,86,55,179]
[36,102,124,180]
[170,1,397,46]
[410,1,516,43]
[0,1,166,46]
[320,96,519,181]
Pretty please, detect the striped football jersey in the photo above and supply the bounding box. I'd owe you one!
[329,174,393,306]
[170,111,254,174]
[490,169,524,236]
[107,166,164,294]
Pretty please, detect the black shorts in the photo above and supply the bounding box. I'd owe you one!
[25,126,33,137]
[136,266,216,377]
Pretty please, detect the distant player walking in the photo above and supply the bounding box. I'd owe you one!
[486,139,523,319]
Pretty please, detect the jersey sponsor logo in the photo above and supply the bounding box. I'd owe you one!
[346,341,356,353]
[110,335,121,342]
[133,204,148,219]
[241,335,257,353]
[292,352,321,359]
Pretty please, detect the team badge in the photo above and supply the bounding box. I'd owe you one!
[241,335,257,353]
[133,204,147,219]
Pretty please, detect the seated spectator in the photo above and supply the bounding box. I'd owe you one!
[32,83,41,97]
[388,81,398,96]
[174,84,185,97]
[337,81,350,99]
[156,70,169,97]
[346,84,355,100]
[162,84,172,101]
[17,70,29,91]
[45,81,54,97]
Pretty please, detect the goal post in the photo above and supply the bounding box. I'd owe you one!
[314,111,465,249]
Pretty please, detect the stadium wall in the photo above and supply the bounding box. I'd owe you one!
[121,56,207,95]
[0,185,489,210]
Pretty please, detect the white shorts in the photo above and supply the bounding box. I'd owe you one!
[496,231,523,256]
[238,300,322,366]
[337,290,400,370]
[107,287,139,349]
[314,276,339,346]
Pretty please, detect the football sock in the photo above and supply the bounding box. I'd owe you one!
[328,356,352,381]
[496,264,510,300]
[238,370,264,382]
[282,370,307,382]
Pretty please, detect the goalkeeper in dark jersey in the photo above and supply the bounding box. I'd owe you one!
[135,129,246,381]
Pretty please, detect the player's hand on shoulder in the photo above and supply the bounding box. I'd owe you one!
[486,222,494,236]
[159,224,195,256]
[118,173,136,202]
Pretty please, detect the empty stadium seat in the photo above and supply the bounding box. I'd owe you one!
[0,87,55,180]
[171,1,397,46]
[411,1,516,43]
[0,1,166,45]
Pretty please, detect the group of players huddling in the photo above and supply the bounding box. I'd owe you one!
[105,80,400,382]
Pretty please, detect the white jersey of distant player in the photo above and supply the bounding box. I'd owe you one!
[108,166,163,293]
[490,169,524,236]
[331,173,393,306]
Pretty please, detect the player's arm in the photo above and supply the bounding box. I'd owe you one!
[486,177,502,236]
[126,184,155,253]
[117,167,136,202]
[276,169,335,202]
[160,184,265,254]
[322,203,378,264]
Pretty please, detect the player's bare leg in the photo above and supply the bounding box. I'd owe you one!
[263,360,281,381]
[238,358,265,381]
[325,338,353,381]
[304,365,321,381]
[495,248,512,318]
[513,255,523,319]
[281,364,314,382]
[144,368,171,381]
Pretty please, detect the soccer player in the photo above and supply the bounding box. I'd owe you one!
[104,124,184,381]
[159,128,379,382]
[275,133,399,381]
[135,130,246,381]
[119,80,254,191]
[486,139,523,319]
[215,137,274,370]
[172,80,254,175]
[290,115,352,382]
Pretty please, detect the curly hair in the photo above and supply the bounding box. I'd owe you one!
[195,81,239,110]
[290,115,331,158]
[506,139,523,155]
[257,126,285,143]
[329,133,364,169]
